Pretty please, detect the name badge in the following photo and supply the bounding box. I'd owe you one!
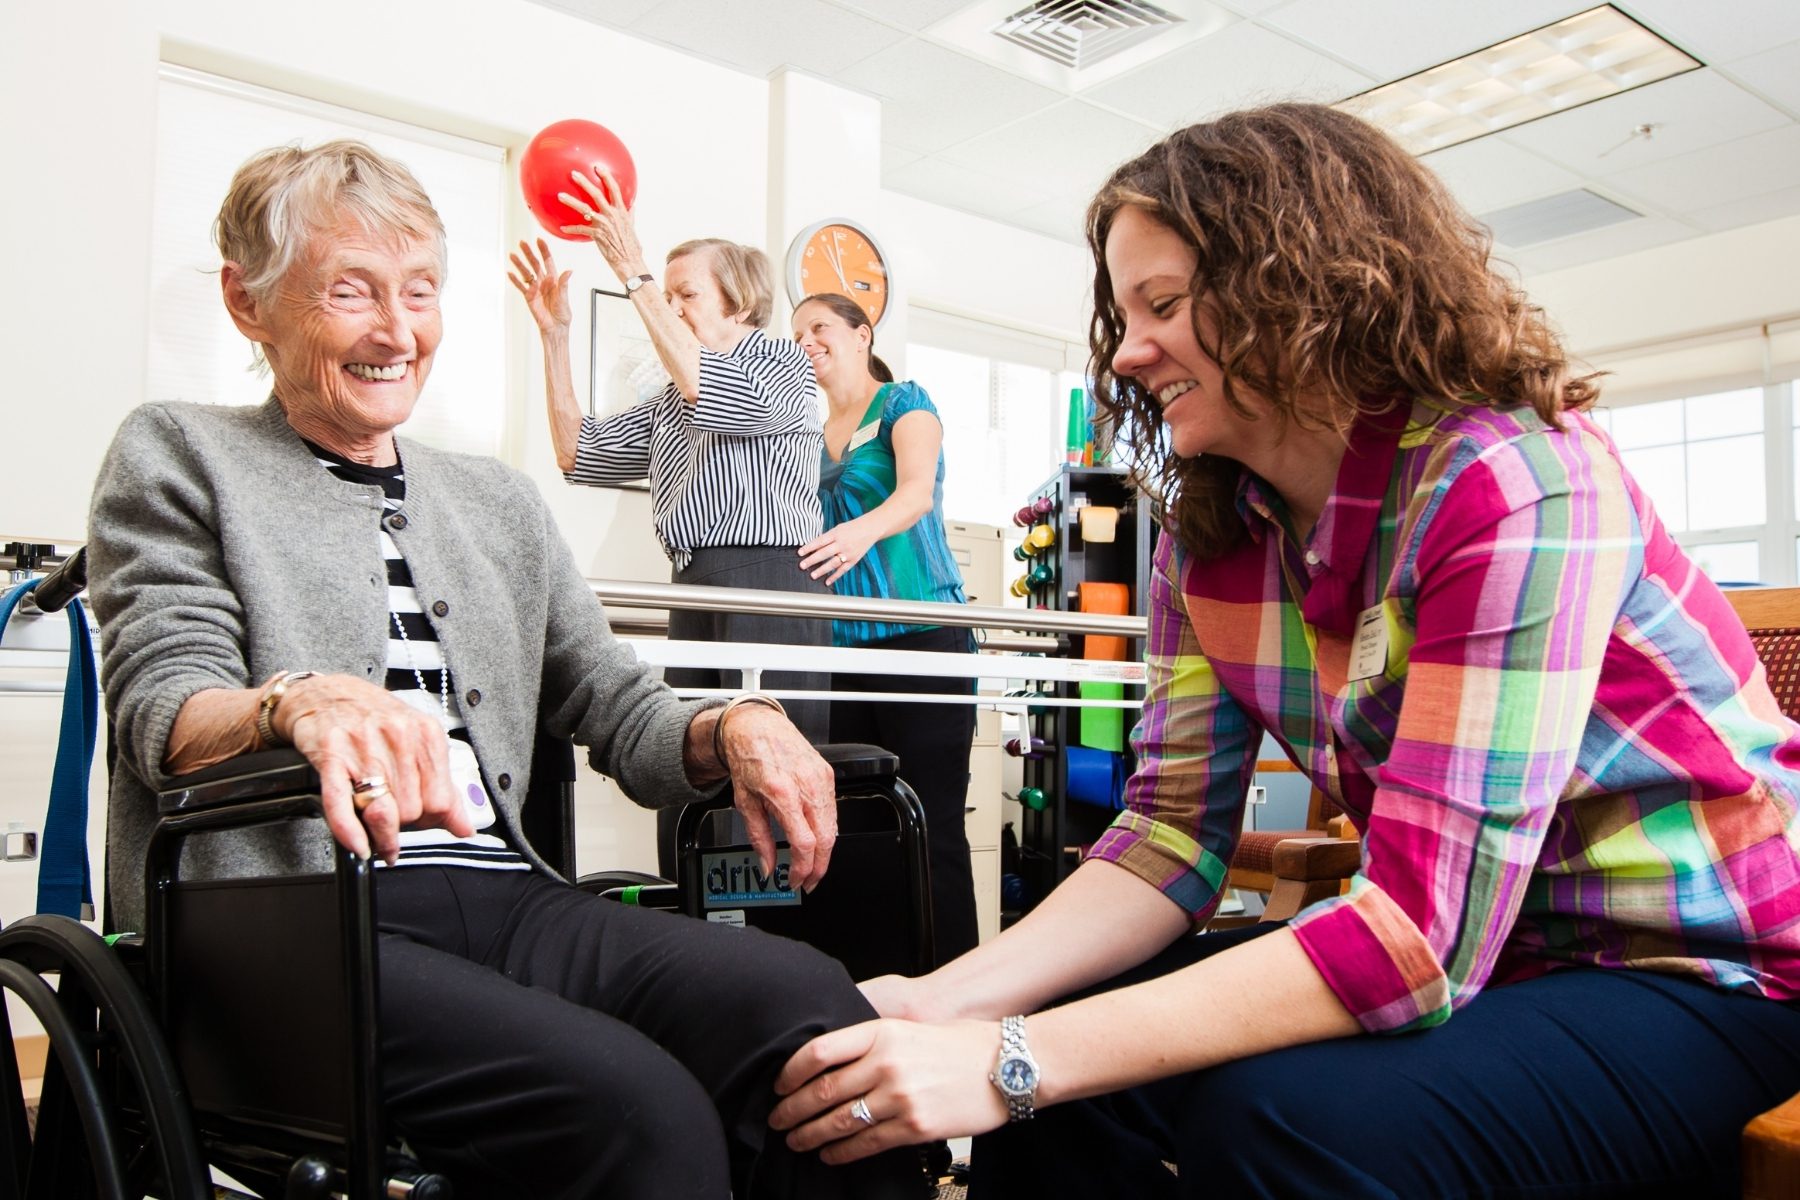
[1349,605,1388,682]
[845,418,881,455]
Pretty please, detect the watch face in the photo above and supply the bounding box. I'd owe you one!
[997,1055,1038,1096]
[789,221,889,327]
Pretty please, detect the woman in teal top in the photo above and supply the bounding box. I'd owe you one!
[794,292,979,966]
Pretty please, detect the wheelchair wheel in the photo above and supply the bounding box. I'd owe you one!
[0,915,209,1200]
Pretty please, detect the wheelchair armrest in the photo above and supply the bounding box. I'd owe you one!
[157,748,319,815]
[816,742,900,782]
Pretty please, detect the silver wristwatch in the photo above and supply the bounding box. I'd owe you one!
[989,1015,1040,1122]
[623,272,655,295]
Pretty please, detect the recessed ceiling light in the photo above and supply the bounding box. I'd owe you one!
[1337,5,1700,155]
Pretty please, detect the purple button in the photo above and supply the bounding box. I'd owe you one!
[468,783,488,807]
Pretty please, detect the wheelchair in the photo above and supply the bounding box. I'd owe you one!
[1,554,935,1199]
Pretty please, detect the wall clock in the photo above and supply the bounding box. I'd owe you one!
[785,218,891,328]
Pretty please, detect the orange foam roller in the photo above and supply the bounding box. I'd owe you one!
[1079,581,1129,661]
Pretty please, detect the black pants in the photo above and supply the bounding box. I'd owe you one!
[375,867,921,1200]
[665,545,832,741]
[972,922,1800,1199]
[831,625,979,968]
[661,546,832,879]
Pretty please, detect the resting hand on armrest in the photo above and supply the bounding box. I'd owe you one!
[683,704,837,893]
[166,673,475,864]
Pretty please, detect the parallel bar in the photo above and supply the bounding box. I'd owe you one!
[590,578,1146,639]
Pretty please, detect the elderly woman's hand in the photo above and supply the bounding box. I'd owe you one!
[714,705,838,892]
[274,673,475,864]
[507,238,572,334]
[769,1018,1011,1165]
[559,166,649,284]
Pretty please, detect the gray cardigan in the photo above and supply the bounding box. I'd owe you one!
[89,398,716,930]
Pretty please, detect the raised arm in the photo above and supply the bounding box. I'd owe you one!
[507,238,582,473]
[557,168,707,403]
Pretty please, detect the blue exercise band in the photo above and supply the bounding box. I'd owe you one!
[1,578,97,920]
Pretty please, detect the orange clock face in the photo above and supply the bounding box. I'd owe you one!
[791,222,889,327]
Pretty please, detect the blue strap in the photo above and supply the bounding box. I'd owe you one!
[0,579,97,919]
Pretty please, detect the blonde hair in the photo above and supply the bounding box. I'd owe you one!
[214,139,447,303]
[668,238,774,328]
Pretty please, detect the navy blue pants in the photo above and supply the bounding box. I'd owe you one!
[972,922,1800,1198]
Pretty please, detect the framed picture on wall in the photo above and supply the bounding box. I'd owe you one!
[589,286,667,419]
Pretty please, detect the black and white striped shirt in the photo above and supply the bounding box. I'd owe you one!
[309,442,529,872]
[566,329,825,570]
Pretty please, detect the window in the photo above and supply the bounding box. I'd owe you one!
[905,310,1088,528]
[149,66,508,458]
[1591,383,1788,585]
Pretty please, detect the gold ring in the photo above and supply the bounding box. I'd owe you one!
[351,775,390,812]
[837,553,848,565]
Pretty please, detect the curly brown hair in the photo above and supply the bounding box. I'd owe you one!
[1086,103,1597,560]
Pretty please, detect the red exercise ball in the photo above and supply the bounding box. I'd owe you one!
[519,119,639,241]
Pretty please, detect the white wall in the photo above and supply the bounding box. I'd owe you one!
[1523,213,1800,397]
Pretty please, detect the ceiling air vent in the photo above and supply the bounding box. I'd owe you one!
[991,0,1184,71]
[1479,188,1642,247]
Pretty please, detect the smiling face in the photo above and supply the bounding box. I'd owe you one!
[227,212,443,463]
[1103,205,1272,462]
[791,298,871,396]
[665,248,749,352]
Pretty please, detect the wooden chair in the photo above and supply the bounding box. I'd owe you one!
[1725,586,1800,1199]
[1222,764,1360,925]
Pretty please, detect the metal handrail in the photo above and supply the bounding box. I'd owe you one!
[588,578,1147,640]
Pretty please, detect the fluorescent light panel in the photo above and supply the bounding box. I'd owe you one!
[1339,5,1700,155]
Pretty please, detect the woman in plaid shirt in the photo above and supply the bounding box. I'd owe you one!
[770,103,1800,1197]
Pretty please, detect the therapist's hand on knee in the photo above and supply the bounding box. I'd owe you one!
[714,705,837,891]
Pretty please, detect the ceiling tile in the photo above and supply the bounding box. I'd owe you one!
[1010,195,1091,245]
[1215,0,1296,13]
[882,152,1050,218]
[1502,69,1793,175]
[1508,214,1695,275]
[1723,41,1800,117]
[1616,0,1800,66]
[840,37,1064,154]
[1601,122,1800,214]
[1685,183,1800,233]
[629,0,906,77]
[824,0,971,32]
[881,142,925,172]
[1084,22,1375,128]
[1260,0,1583,81]
[937,100,1166,200]
[1420,138,1583,216]
[526,0,662,26]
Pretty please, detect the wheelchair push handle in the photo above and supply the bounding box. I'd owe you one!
[11,544,87,614]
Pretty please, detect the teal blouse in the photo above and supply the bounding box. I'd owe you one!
[818,381,971,648]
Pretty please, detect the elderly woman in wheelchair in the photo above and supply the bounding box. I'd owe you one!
[70,139,924,1199]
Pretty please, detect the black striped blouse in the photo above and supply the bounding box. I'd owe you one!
[565,329,825,570]
[309,442,529,872]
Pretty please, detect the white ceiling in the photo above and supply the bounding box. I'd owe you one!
[527,0,1800,272]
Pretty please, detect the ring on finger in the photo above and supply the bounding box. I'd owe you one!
[351,775,391,812]
[849,1096,875,1127]
[837,553,848,565]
